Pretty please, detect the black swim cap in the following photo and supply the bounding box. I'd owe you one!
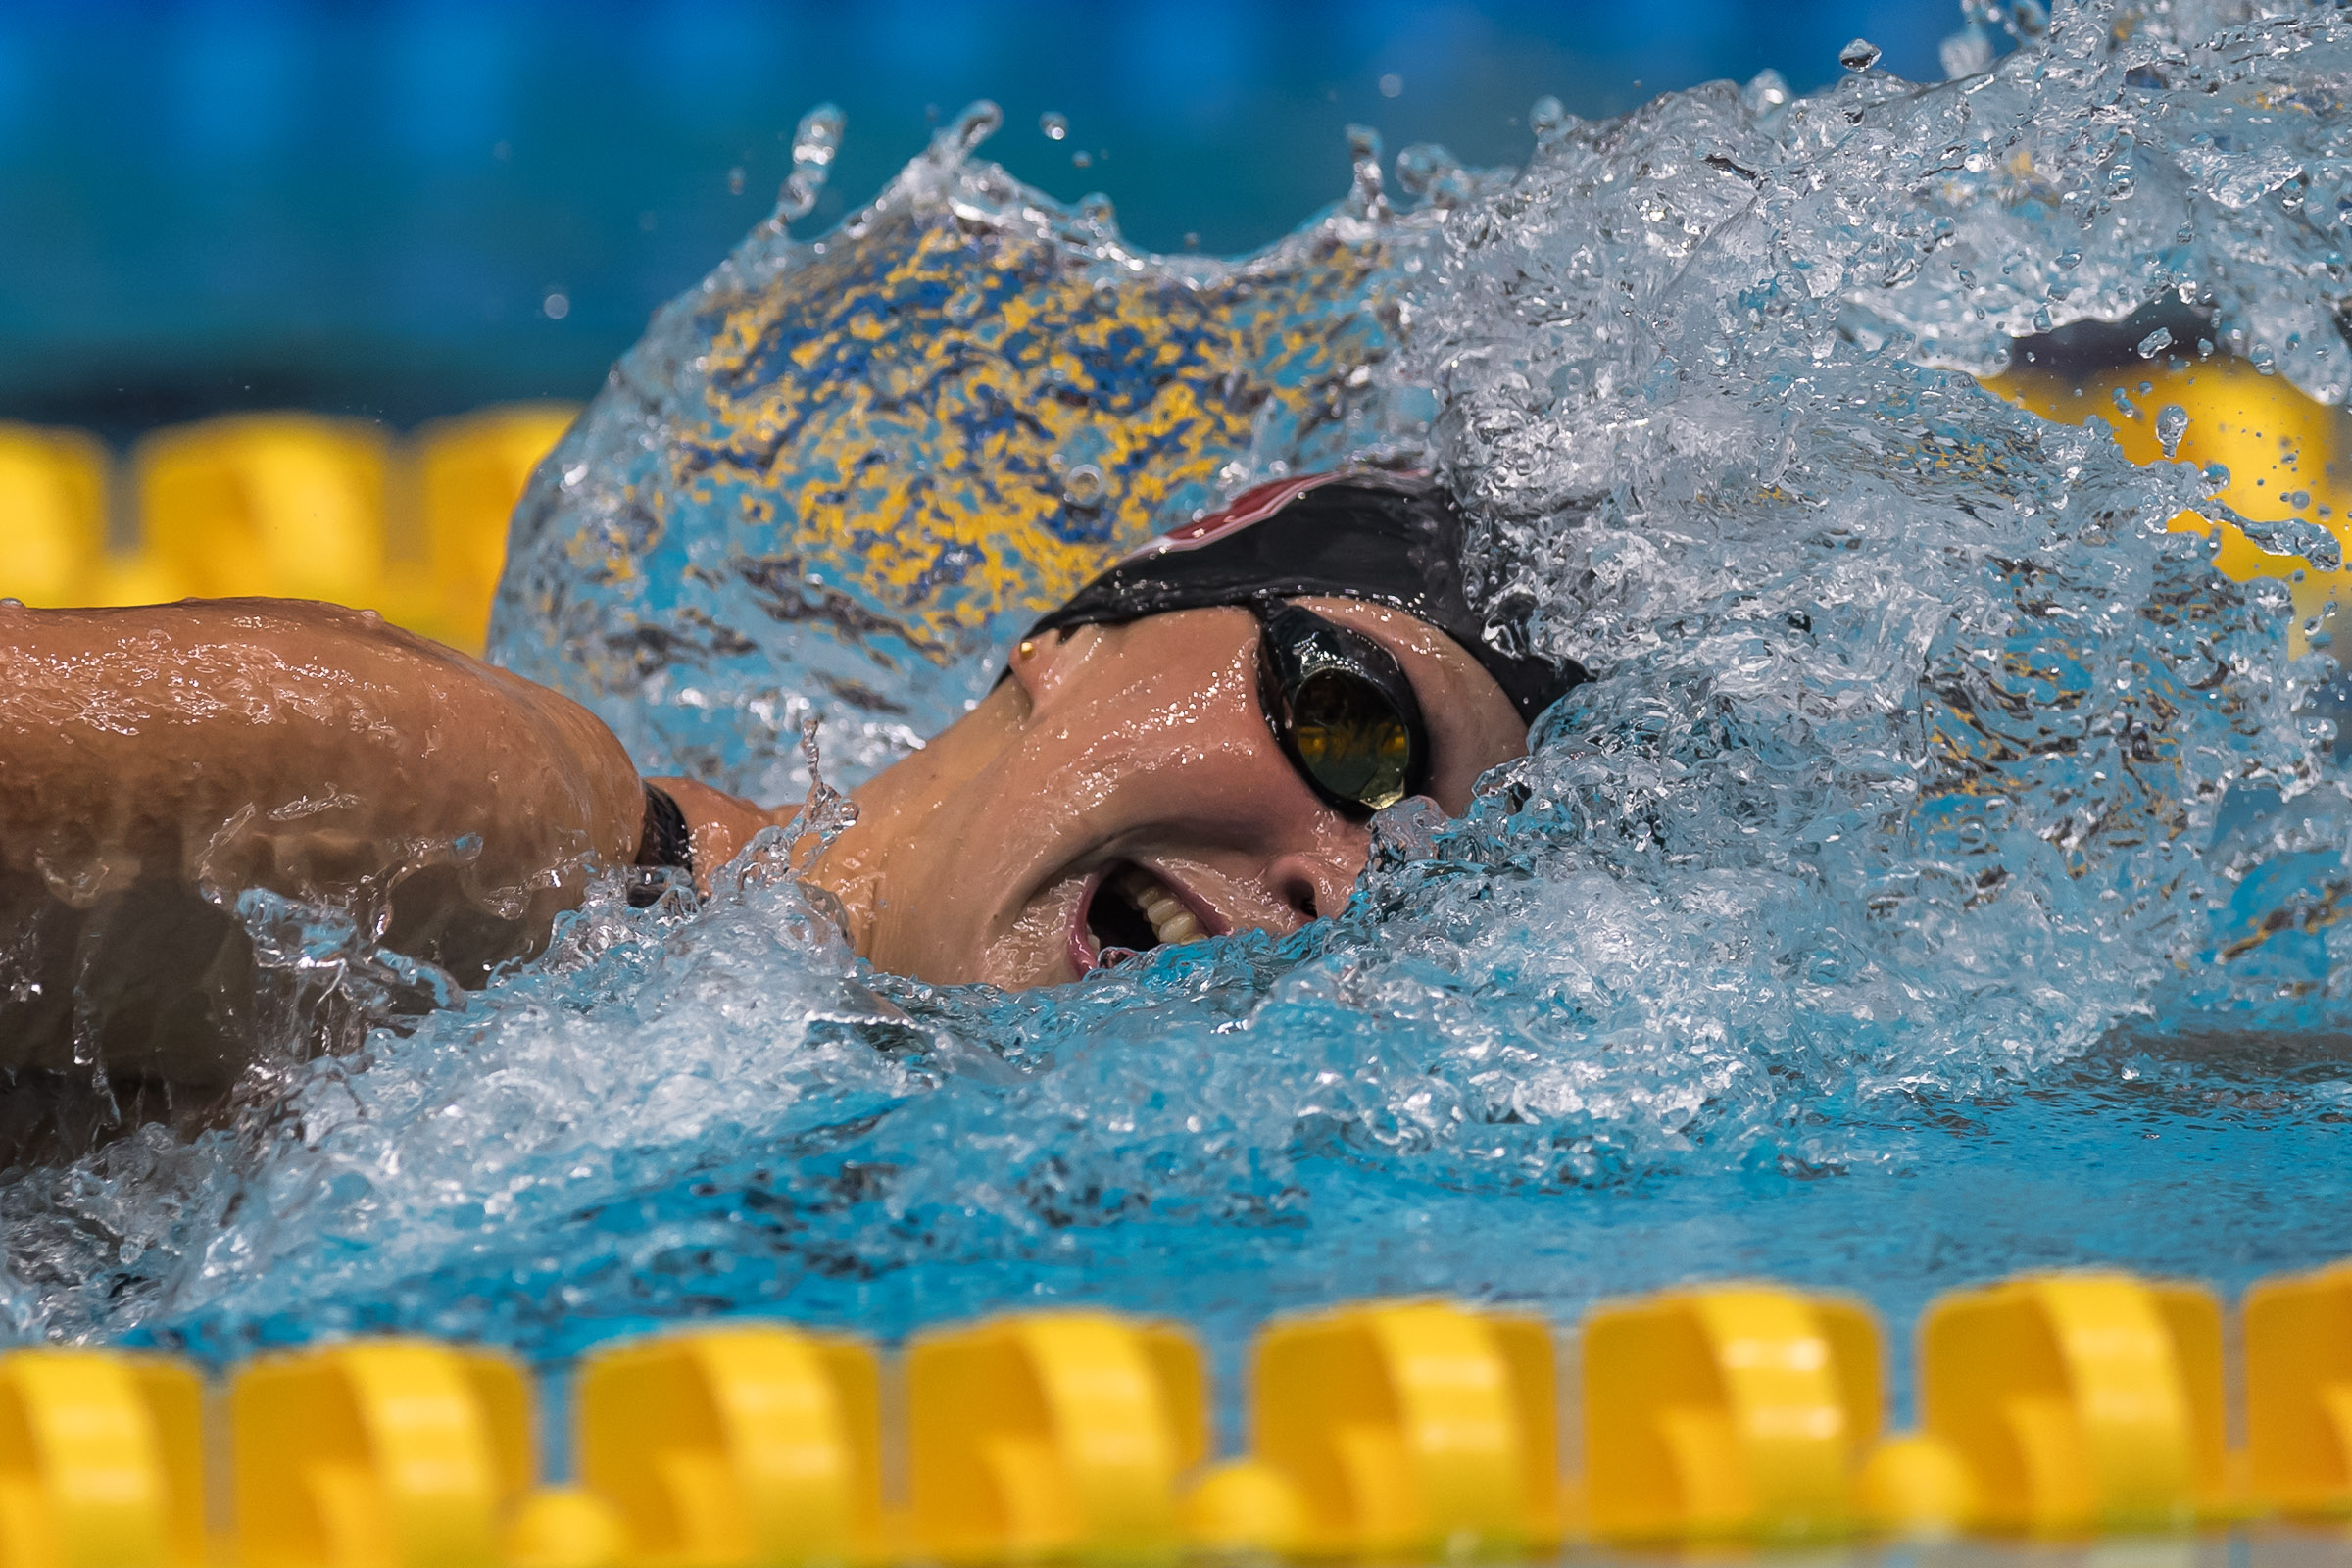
[1024,469,1586,726]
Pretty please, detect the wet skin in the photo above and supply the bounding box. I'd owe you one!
[811,599,1529,988]
[0,595,1527,1085]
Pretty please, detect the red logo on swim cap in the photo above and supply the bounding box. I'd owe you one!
[1117,472,1353,564]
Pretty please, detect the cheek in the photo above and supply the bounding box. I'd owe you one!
[973,874,1087,989]
[1433,731,1527,812]
[1027,667,1267,808]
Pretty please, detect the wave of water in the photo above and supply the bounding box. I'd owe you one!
[6,0,2351,1417]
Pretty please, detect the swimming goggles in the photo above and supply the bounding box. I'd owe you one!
[1250,599,1430,817]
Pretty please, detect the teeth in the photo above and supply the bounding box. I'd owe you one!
[1155,907,1202,943]
[1117,867,1204,947]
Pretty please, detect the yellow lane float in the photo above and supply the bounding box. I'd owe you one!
[1993,351,2352,655]
[1,340,2346,666]
[0,422,112,609]
[573,1324,881,1568]
[2246,1259,2352,1520]
[0,404,574,655]
[1581,1284,1879,1546]
[0,1263,2337,1565]
[1186,1298,1557,1560]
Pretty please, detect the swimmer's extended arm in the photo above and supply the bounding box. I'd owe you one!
[0,599,774,986]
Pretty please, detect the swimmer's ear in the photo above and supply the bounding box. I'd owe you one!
[1006,625,1107,711]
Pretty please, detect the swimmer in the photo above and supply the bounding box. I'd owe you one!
[0,470,1582,1093]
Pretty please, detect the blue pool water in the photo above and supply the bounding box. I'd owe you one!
[6,0,2349,1434]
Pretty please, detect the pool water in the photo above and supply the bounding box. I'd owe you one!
[4,0,2348,1438]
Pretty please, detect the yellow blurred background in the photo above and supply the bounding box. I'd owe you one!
[1989,354,2352,657]
[0,403,576,655]
[1,360,2349,663]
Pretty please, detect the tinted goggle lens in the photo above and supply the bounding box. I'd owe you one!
[1291,670,1414,809]
[1254,602,1429,816]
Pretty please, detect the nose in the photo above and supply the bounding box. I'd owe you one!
[1264,844,1367,926]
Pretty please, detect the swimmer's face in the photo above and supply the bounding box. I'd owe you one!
[814,598,1528,989]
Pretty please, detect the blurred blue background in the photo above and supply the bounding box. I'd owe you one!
[0,1,1955,438]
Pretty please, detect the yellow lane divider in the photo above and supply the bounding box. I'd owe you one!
[1190,1298,1557,1559]
[0,1263,2341,1567]
[234,1341,533,1568]
[0,353,2343,663]
[1582,1284,1878,1545]
[137,415,395,612]
[1990,353,2352,656]
[574,1325,880,1568]
[1902,1271,2233,1539]
[2248,1259,2352,1519]
[0,405,575,655]
[0,423,111,611]
[909,1311,1201,1564]
[0,1348,205,1568]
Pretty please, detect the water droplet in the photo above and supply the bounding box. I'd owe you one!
[2157,404,2189,458]
[1346,123,1388,220]
[1940,24,1993,79]
[1395,146,1432,196]
[1396,144,1471,210]
[952,100,1003,154]
[0,597,22,609]
[727,166,746,196]
[778,103,846,221]
[1040,111,1068,141]
[2137,326,2175,359]
[542,291,570,320]
[1740,70,1789,119]
[1529,95,1568,147]
[1378,73,1403,99]
[1071,149,1093,169]
[1839,36,1883,71]
[1062,465,1105,507]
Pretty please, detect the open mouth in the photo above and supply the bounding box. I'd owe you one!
[1073,861,1209,973]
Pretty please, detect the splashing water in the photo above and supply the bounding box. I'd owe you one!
[778,103,846,225]
[5,1,2351,1415]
